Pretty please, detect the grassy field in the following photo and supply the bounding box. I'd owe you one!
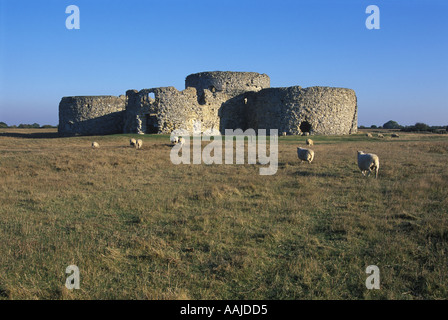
[0,128,447,300]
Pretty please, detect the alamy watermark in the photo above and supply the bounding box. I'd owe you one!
[66,5,80,30]
[365,5,380,30]
[169,123,278,175]
[65,265,80,290]
[65,5,379,31]
[365,265,380,289]
[62,263,379,291]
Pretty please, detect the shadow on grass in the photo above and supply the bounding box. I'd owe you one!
[294,170,340,178]
[0,131,60,139]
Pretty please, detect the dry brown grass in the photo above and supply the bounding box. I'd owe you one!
[0,128,447,299]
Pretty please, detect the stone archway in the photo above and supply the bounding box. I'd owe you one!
[299,120,312,133]
[146,114,158,134]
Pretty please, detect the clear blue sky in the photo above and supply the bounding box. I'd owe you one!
[0,0,447,126]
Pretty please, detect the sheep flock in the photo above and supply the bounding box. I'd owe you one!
[91,133,383,178]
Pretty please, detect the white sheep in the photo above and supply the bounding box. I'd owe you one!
[136,139,143,149]
[297,147,314,164]
[306,138,314,146]
[170,136,179,144]
[377,133,384,138]
[92,141,99,149]
[366,133,373,138]
[130,138,136,147]
[357,151,379,178]
[282,132,287,136]
[391,133,400,138]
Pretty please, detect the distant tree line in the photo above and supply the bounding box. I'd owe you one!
[359,120,447,133]
[0,122,57,129]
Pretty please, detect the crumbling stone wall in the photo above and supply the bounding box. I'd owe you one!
[185,71,270,98]
[123,71,270,135]
[58,95,126,136]
[218,93,253,133]
[123,86,227,134]
[242,86,357,135]
[58,71,357,137]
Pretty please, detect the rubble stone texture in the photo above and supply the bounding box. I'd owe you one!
[58,95,126,137]
[58,71,358,136]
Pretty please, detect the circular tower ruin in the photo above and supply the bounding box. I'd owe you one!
[58,95,126,136]
[185,71,270,98]
[244,86,358,135]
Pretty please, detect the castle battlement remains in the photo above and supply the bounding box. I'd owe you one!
[58,71,357,137]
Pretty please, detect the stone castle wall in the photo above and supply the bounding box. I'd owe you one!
[58,95,126,136]
[122,72,270,135]
[242,86,358,135]
[185,71,270,98]
[58,71,358,137]
[123,86,227,135]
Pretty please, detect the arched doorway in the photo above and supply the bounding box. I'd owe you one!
[299,120,312,133]
[146,114,158,134]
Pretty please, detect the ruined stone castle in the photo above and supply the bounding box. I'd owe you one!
[58,71,358,137]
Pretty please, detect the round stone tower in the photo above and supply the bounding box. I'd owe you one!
[244,86,358,135]
[185,71,270,98]
[58,95,126,136]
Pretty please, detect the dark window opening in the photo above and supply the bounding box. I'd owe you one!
[300,121,311,133]
[209,86,216,93]
[198,93,206,105]
[146,114,158,134]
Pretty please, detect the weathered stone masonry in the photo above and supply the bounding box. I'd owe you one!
[242,86,358,135]
[58,95,126,137]
[58,71,358,136]
[123,86,226,135]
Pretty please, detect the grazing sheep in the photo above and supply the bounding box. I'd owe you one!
[170,136,179,144]
[303,132,310,136]
[306,138,314,146]
[391,133,400,138]
[178,137,185,146]
[377,133,384,138]
[297,147,314,164]
[136,139,143,150]
[357,151,379,178]
[91,142,99,149]
[366,133,373,138]
[130,138,136,147]
[282,132,287,136]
